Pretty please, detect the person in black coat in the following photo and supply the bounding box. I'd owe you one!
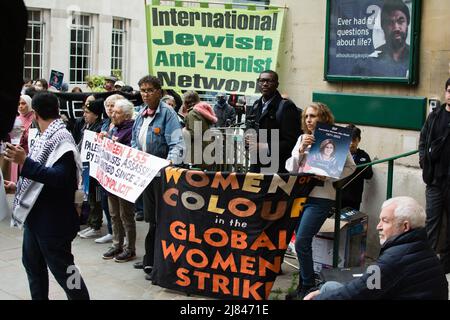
[419,78,450,273]
[3,92,89,300]
[245,70,302,173]
[341,124,373,210]
[304,196,448,300]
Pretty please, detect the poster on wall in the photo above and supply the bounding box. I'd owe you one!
[324,0,420,84]
[145,3,285,95]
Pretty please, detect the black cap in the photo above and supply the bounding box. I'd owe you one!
[85,99,104,117]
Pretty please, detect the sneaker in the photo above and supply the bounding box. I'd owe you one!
[102,247,123,260]
[114,249,136,263]
[77,227,92,237]
[80,228,102,239]
[135,211,144,222]
[95,233,113,244]
[133,261,144,269]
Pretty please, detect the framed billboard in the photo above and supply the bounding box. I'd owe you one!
[324,0,421,84]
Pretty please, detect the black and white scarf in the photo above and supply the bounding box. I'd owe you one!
[13,118,76,211]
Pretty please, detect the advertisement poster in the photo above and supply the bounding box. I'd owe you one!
[80,130,170,202]
[325,0,418,83]
[146,4,285,95]
[303,123,352,179]
[153,167,316,299]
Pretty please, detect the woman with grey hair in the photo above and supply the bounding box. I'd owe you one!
[161,95,176,108]
[102,98,137,262]
[94,94,126,244]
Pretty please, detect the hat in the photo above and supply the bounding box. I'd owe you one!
[216,92,227,98]
[85,98,104,117]
[105,76,118,83]
[114,80,125,88]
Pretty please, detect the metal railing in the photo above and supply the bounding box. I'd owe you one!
[332,149,419,267]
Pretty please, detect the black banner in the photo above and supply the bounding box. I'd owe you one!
[153,167,316,300]
[54,91,143,120]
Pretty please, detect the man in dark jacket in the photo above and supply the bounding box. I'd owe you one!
[3,92,89,300]
[245,70,302,173]
[304,196,448,300]
[419,77,450,273]
[213,92,236,127]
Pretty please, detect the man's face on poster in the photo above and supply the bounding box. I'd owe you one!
[382,10,408,50]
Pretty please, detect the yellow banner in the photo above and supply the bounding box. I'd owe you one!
[146,4,285,95]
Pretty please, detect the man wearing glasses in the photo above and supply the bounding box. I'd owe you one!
[131,75,185,281]
[245,70,302,173]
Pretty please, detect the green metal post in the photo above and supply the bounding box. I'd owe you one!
[386,160,394,199]
[333,188,342,268]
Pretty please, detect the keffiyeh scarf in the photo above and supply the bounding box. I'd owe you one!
[13,119,76,211]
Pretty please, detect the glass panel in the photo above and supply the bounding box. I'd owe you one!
[76,70,83,83]
[26,26,32,39]
[32,40,41,54]
[33,26,40,39]
[77,30,83,42]
[33,69,40,80]
[33,54,41,68]
[24,54,31,67]
[25,39,32,53]
[70,70,76,82]
[83,30,90,42]
[33,11,41,22]
[70,56,76,69]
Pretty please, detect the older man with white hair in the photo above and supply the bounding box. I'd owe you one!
[304,196,448,300]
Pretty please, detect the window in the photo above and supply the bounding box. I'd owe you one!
[70,14,92,84]
[111,18,126,79]
[24,10,44,81]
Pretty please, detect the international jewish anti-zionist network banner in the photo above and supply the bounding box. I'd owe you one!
[80,130,170,202]
[146,4,285,95]
[152,167,316,300]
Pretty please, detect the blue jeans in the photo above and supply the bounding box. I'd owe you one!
[295,197,334,286]
[22,227,90,300]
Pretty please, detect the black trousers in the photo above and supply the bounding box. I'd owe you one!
[142,177,161,270]
[425,184,450,263]
[22,227,89,300]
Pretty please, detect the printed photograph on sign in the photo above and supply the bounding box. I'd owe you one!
[49,70,64,90]
[324,0,420,84]
[303,123,352,179]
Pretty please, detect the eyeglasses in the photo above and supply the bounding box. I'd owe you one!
[257,78,276,84]
[140,88,158,94]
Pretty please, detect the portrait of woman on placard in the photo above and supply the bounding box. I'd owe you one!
[306,139,340,178]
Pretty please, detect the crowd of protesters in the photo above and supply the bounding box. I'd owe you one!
[1,71,449,301]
